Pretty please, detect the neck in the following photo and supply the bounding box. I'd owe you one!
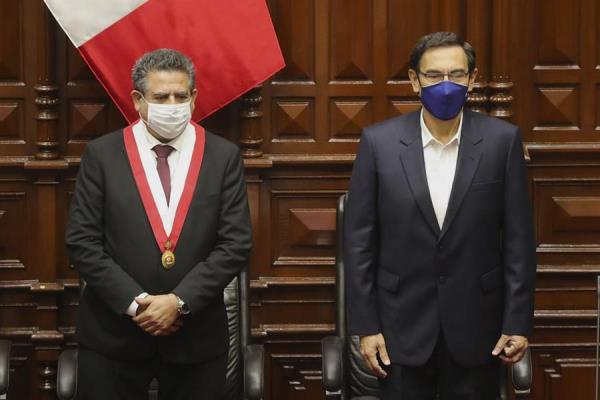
[422,108,462,145]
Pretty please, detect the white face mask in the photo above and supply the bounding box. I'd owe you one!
[140,95,192,140]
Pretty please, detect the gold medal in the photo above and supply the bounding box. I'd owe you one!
[161,240,176,270]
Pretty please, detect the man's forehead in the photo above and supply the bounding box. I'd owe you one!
[419,46,468,70]
[145,70,190,89]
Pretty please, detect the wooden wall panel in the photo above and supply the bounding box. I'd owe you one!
[512,0,598,142]
[329,0,373,81]
[0,1,598,399]
[0,181,30,277]
[387,1,429,81]
[58,39,127,156]
[270,0,315,82]
[0,0,31,158]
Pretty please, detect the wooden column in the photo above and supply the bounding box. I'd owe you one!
[29,3,65,399]
[489,0,514,120]
[240,85,264,158]
[465,0,491,114]
[34,3,59,160]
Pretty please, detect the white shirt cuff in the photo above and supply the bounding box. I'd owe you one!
[125,292,149,317]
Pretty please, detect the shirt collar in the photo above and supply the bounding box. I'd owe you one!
[140,121,189,153]
[420,109,463,149]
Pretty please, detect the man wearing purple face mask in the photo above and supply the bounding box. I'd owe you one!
[344,32,536,399]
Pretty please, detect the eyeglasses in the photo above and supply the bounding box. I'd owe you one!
[418,70,469,83]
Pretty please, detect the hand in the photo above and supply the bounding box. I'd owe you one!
[492,334,528,363]
[133,294,180,336]
[359,333,391,378]
[161,318,184,336]
[135,298,149,316]
[134,297,182,335]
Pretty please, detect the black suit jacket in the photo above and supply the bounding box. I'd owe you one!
[344,110,536,367]
[66,128,252,363]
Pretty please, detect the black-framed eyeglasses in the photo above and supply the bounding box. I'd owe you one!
[418,70,469,83]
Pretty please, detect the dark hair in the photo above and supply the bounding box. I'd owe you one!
[409,32,476,73]
[131,48,195,94]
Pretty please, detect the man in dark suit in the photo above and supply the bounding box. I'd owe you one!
[344,32,536,399]
[66,48,252,399]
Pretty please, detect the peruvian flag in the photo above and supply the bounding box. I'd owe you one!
[44,0,284,122]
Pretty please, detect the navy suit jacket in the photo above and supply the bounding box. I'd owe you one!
[344,110,536,366]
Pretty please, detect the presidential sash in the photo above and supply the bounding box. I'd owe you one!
[123,121,205,269]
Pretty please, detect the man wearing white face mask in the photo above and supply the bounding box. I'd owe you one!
[66,48,252,399]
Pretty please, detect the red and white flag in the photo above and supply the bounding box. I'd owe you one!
[44,0,284,122]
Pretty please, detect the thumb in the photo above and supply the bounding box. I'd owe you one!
[492,334,509,356]
[377,338,391,366]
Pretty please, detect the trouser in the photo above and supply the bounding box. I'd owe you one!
[75,346,227,400]
[379,331,500,400]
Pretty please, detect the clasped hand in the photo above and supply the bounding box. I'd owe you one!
[133,294,182,336]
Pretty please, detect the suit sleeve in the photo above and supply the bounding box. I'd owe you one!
[173,148,252,314]
[66,144,145,315]
[344,130,381,336]
[502,129,536,336]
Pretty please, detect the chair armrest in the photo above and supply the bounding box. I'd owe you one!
[0,340,10,395]
[57,349,78,400]
[321,336,343,393]
[511,347,532,392]
[244,344,264,400]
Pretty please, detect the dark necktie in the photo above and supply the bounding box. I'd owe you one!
[152,145,175,205]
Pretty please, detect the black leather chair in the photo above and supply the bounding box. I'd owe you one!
[321,194,533,399]
[57,270,264,400]
[0,340,10,395]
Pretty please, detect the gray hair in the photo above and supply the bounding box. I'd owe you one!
[131,48,196,94]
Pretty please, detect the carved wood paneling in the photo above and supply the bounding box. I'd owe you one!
[58,38,127,156]
[0,101,25,141]
[329,99,372,142]
[270,0,315,82]
[329,0,373,81]
[272,99,315,143]
[512,0,597,142]
[271,192,338,266]
[535,178,600,246]
[0,185,29,277]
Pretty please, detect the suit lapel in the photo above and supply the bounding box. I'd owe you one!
[440,112,482,240]
[398,113,441,237]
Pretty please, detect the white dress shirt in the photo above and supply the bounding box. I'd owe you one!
[420,110,463,229]
[125,120,196,316]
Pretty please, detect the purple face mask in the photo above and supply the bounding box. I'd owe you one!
[420,80,469,121]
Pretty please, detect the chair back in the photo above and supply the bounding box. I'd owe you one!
[223,271,249,400]
[337,194,379,398]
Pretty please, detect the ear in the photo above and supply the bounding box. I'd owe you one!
[190,88,198,112]
[467,68,479,92]
[131,90,143,112]
[408,69,421,94]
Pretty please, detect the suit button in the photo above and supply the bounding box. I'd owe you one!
[438,276,446,284]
